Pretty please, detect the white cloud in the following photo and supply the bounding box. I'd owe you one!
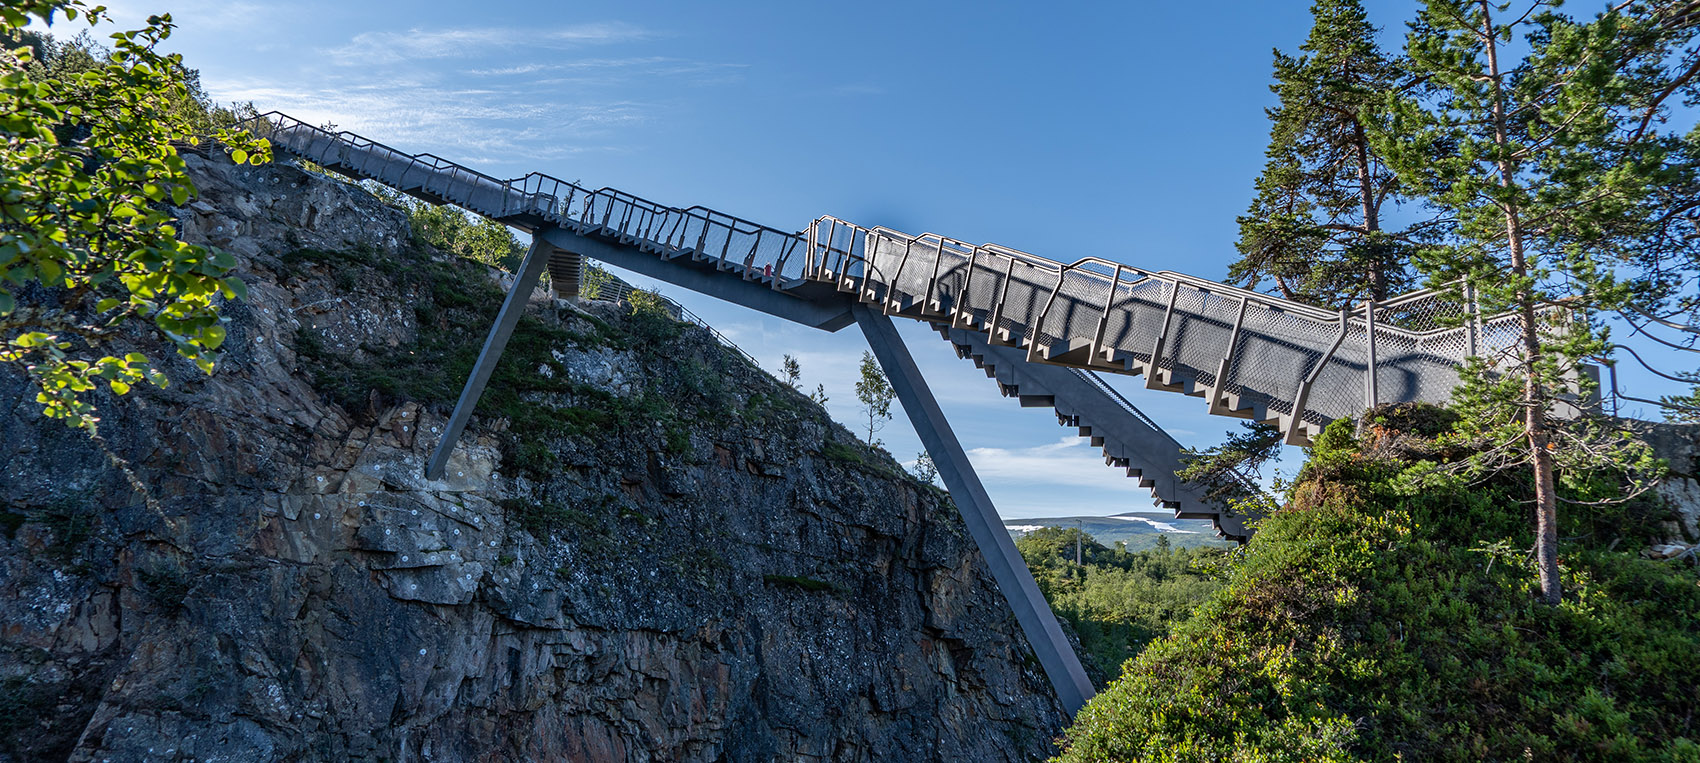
[967,436,1143,494]
[468,57,748,80]
[204,76,650,161]
[325,22,656,66]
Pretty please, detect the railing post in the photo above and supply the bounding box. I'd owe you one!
[1363,299,1379,410]
[806,221,820,281]
[884,235,915,314]
[1090,264,1124,366]
[819,219,838,280]
[1144,279,1181,390]
[1209,295,1250,416]
[985,255,1017,343]
[923,236,949,317]
[1465,281,1480,358]
[953,249,980,330]
[743,229,763,280]
[1028,265,1070,363]
[1285,308,1352,446]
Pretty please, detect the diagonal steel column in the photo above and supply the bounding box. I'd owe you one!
[426,237,555,480]
[852,304,1095,716]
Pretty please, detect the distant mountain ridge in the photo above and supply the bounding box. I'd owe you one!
[1004,512,1235,550]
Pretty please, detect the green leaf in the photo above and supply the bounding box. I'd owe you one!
[230,148,247,165]
[37,258,62,285]
[96,298,119,313]
[110,379,130,395]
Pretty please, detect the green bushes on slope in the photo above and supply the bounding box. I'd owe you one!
[1054,405,1699,762]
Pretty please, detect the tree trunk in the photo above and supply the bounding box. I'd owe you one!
[1480,0,1561,606]
[1353,120,1385,301]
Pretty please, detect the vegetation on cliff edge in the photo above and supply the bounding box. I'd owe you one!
[1053,405,1698,762]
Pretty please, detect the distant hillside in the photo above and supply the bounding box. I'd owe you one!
[1005,512,1236,551]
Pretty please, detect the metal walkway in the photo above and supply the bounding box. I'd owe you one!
[242,112,1571,714]
[249,110,1545,504]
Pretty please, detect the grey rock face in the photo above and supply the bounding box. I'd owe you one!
[1630,419,1700,543]
[0,153,1064,761]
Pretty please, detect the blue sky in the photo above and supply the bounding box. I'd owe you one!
[69,0,1693,518]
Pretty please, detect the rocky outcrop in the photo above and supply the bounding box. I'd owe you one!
[1631,419,1700,544]
[0,152,1064,761]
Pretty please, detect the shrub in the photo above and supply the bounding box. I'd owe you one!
[1052,408,1700,762]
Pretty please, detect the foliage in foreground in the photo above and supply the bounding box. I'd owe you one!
[1017,527,1225,688]
[2,3,269,431]
[1054,406,1699,762]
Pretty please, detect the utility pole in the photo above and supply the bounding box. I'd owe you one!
[1075,519,1083,566]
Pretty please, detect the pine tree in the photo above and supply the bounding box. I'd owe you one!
[1370,0,1697,605]
[1231,0,1437,307]
[855,351,893,446]
[781,354,801,389]
[910,451,939,485]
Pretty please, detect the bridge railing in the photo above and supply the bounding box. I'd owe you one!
[243,112,813,290]
[805,216,1564,439]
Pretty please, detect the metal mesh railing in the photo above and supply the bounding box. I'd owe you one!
[243,113,812,290]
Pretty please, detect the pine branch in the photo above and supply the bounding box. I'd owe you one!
[1628,52,1700,144]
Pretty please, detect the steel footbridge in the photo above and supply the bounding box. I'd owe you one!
[241,112,1567,715]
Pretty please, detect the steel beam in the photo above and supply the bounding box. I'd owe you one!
[852,304,1095,716]
[537,227,854,332]
[426,237,555,480]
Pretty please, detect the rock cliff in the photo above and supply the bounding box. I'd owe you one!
[0,151,1065,761]
[1633,419,1700,545]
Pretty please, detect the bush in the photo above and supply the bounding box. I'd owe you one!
[1052,407,1700,762]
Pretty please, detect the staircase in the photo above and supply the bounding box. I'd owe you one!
[244,112,1565,539]
[944,328,1259,540]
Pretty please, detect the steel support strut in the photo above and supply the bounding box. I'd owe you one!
[427,237,556,480]
[851,304,1096,716]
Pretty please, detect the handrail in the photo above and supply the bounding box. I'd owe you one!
[243,112,806,246]
[827,215,1482,341]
